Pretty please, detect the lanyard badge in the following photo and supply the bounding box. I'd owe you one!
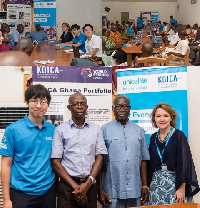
[155,126,173,170]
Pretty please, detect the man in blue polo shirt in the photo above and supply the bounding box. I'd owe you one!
[60,24,87,53]
[0,84,56,208]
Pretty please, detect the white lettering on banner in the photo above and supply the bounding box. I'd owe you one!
[135,122,157,134]
[34,18,47,23]
[129,109,152,121]
[37,66,59,74]
[34,2,56,8]
[117,72,187,94]
[34,14,50,17]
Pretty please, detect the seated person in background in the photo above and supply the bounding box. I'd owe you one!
[189,28,200,65]
[126,22,135,37]
[167,24,179,46]
[59,22,73,43]
[158,21,163,32]
[162,30,189,59]
[12,24,24,45]
[102,28,119,56]
[110,24,128,43]
[119,25,127,37]
[26,24,47,42]
[140,42,154,57]
[60,24,87,53]
[185,24,192,36]
[190,24,198,39]
[0,31,12,52]
[163,22,168,33]
[1,23,13,46]
[83,24,102,57]
[15,37,34,56]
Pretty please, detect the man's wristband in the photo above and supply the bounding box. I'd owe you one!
[142,185,149,190]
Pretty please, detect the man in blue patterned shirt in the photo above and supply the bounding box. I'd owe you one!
[98,95,150,208]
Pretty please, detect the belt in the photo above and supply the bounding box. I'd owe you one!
[60,176,89,185]
[71,176,89,184]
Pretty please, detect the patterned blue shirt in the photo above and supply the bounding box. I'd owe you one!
[101,119,150,199]
[26,31,48,42]
[72,32,87,53]
[51,119,107,177]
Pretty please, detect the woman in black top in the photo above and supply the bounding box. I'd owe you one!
[59,22,73,43]
[147,102,199,205]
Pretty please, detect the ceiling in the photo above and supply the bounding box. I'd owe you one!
[103,0,177,2]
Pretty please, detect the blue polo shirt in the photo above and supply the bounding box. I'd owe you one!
[72,32,87,52]
[127,27,134,36]
[159,24,163,31]
[137,17,143,28]
[101,119,150,199]
[170,18,177,25]
[0,115,55,195]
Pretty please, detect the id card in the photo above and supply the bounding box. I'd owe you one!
[161,164,167,170]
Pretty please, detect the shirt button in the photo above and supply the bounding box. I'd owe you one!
[82,157,85,160]
[126,183,129,185]
[126,148,127,150]
[127,160,128,162]
[127,172,128,174]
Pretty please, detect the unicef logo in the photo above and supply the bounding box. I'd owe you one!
[81,68,93,79]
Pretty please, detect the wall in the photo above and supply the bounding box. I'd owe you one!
[102,1,176,24]
[176,0,200,26]
[56,0,102,37]
[0,66,200,202]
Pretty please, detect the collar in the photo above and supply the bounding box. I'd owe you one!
[69,118,90,128]
[114,119,130,126]
[24,114,47,129]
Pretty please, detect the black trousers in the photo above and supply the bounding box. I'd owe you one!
[57,180,97,208]
[10,183,56,208]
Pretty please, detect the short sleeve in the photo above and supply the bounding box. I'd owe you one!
[95,126,107,155]
[51,127,64,158]
[0,126,15,157]
[175,131,200,197]
[92,36,101,49]
[140,127,150,161]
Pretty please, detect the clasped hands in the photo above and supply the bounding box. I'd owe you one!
[72,181,91,206]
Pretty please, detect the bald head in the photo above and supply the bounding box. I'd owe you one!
[68,92,87,104]
[142,41,153,57]
[178,29,187,39]
[113,95,130,106]
[15,37,34,56]
[0,51,32,66]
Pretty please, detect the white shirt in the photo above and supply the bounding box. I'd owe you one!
[168,32,179,45]
[85,34,102,57]
[163,26,168,33]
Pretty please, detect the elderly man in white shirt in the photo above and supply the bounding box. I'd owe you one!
[83,24,102,57]
[162,30,189,58]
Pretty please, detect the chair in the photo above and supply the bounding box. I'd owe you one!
[72,45,80,58]
[166,49,190,66]
[135,56,167,66]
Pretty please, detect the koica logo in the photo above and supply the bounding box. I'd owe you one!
[37,66,60,74]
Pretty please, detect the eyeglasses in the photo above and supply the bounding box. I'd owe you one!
[69,102,88,107]
[29,99,48,107]
[113,105,131,111]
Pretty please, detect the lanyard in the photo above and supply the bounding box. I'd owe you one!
[155,126,173,163]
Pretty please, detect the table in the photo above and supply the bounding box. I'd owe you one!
[31,42,74,65]
[121,31,165,66]
[129,203,200,208]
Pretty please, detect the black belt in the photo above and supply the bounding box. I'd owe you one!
[71,176,89,184]
[60,176,88,185]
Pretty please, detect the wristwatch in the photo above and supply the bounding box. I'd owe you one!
[89,175,96,184]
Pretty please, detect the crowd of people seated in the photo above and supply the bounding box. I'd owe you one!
[102,15,200,66]
[0,22,102,60]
